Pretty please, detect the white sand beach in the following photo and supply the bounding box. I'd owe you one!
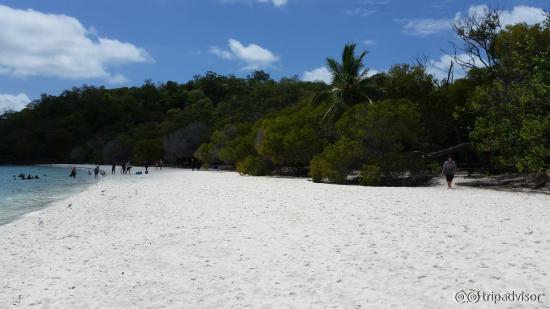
[1,169,549,308]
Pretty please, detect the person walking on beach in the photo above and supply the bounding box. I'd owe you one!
[126,161,132,175]
[144,161,149,173]
[94,166,100,180]
[442,155,457,189]
[111,163,116,174]
[121,162,126,174]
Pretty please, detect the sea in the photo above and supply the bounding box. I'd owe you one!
[0,165,96,226]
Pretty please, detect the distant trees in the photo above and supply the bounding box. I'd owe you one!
[133,139,164,164]
[0,12,547,183]
[162,122,209,163]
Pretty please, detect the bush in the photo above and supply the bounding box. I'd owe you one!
[309,157,326,183]
[194,143,216,164]
[308,138,364,184]
[258,102,330,166]
[133,139,164,163]
[236,155,271,176]
[195,123,256,165]
[359,164,382,186]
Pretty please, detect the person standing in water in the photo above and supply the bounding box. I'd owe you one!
[111,163,116,174]
[441,155,457,189]
[69,167,77,178]
[94,166,100,180]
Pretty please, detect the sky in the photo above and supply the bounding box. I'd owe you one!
[0,0,548,111]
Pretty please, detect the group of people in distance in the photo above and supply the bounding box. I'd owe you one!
[69,166,101,179]
[14,173,40,180]
[109,160,164,175]
[114,162,133,175]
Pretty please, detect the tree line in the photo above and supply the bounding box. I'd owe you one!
[0,10,548,185]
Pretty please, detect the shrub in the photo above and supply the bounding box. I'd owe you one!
[258,101,330,166]
[359,164,382,186]
[133,139,164,163]
[309,156,326,183]
[308,138,364,184]
[236,155,271,176]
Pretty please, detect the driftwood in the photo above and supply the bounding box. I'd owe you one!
[458,173,548,190]
[421,143,472,158]
[272,166,309,177]
[415,142,490,171]
[345,171,433,187]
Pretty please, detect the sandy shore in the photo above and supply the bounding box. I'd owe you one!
[1,169,549,308]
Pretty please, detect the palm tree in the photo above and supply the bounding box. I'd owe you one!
[314,43,374,120]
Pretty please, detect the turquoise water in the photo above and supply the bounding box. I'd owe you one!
[0,166,96,226]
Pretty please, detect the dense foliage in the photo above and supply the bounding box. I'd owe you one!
[1,13,548,185]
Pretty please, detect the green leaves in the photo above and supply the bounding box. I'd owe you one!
[257,101,330,166]
[310,99,423,185]
[469,22,550,172]
[316,43,373,120]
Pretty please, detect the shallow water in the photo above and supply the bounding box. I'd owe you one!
[0,165,95,226]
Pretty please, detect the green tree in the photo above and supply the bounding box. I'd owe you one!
[133,139,165,164]
[258,101,330,166]
[469,23,550,172]
[314,43,375,120]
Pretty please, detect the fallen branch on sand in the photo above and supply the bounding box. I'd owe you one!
[457,173,548,190]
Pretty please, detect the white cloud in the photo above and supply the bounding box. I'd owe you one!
[221,0,288,7]
[343,8,377,17]
[366,69,381,77]
[260,0,288,6]
[402,5,546,37]
[211,39,279,70]
[363,39,376,45]
[301,66,381,83]
[469,5,546,27]
[0,4,152,84]
[401,13,460,37]
[342,0,389,17]
[302,67,332,84]
[0,93,31,113]
[210,47,234,60]
[427,54,472,80]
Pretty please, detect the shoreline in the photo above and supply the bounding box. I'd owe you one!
[1,169,549,307]
[0,165,100,227]
[5,162,549,195]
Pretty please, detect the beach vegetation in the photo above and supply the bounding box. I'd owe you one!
[0,10,548,184]
[236,155,271,176]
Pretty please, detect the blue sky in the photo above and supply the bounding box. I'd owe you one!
[0,0,548,111]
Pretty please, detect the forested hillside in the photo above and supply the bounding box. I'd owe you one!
[1,11,548,185]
